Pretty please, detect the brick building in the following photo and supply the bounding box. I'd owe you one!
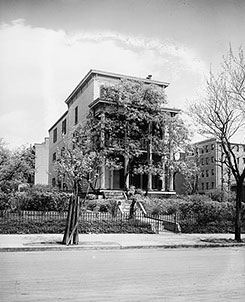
[191,138,245,194]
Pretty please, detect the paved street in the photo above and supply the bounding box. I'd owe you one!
[1,247,245,301]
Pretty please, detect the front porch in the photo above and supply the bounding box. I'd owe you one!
[99,165,175,195]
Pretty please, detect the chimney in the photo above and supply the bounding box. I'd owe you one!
[146,75,152,80]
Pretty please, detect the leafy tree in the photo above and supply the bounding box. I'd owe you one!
[176,155,201,195]
[100,79,192,193]
[189,47,245,242]
[0,139,35,193]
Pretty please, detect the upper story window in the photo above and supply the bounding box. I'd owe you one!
[75,106,78,125]
[62,119,67,135]
[243,158,245,164]
[205,145,209,153]
[243,146,245,152]
[206,157,209,165]
[211,156,215,163]
[52,152,56,162]
[206,170,209,177]
[53,128,57,143]
[211,169,214,175]
[237,158,240,164]
[211,144,215,150]
[237,145,239,152]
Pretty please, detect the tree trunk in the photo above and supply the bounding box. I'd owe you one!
[235,182,243,242]
[73,194,79,245]
[62,183,80,245]
[62,195,73,245]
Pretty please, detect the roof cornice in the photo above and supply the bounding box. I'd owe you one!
[48,110,68,132]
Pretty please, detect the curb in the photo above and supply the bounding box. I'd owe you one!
[1,242,245,252]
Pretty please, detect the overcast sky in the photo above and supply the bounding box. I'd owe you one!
[0,0,245,149]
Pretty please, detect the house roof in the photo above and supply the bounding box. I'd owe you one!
[65,69,170,106]
[48,110,68,132]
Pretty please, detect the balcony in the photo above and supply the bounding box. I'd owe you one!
[105,138,148,151]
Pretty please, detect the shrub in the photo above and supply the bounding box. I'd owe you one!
[207,189,236,203]
[139,197,180,215]
[82,199,119,216]
[0,191,11,210]
[0,185,71,212]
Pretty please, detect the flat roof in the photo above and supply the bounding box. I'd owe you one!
[65,69,170,105]
[193,137,245,146]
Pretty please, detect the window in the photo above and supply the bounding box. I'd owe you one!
[205,145,209,153]
[243,158,245,164]
[237,145,239,152]
[211,169,214,175]
[237,158,239,164]
[211,156,215,163]
[206,170,209,177]
[211,144,215,150]
[61,147,65,156]
[201,183,204,190]
[201,148,204,154]
[206,157,209,165]
[75,106,78,124]
[201,170,204,177]
[52,152,56,162]
[243,146,245,152]
[53,128,57,143]
[62,119,67,134]
[211,182,215,189]
[52,178,56,187]
[206,182,209,190]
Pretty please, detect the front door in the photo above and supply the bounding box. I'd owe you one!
[113,169,124,189]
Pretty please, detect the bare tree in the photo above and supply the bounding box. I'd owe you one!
[189,47,245,242]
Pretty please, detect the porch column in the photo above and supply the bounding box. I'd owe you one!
[168,118,174,192]
[161,159,166,191]
[147,125,152,191]
[110,169,113,189]
[168,144,174,192]
[124,156,129,189]
[100,112,106,189]
[169,170,174,191]
[100,158,106,190]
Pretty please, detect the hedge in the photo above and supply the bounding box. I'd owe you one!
[0,217,154,234]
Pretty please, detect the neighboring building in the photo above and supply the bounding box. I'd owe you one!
[48,69,181,196]
[34,137,49,185]
[48,111,68,187]
[191,138,245,194]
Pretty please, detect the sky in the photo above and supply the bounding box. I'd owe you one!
[0,0,245,149]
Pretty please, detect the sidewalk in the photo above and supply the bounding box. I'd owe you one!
[0,232,245,252]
